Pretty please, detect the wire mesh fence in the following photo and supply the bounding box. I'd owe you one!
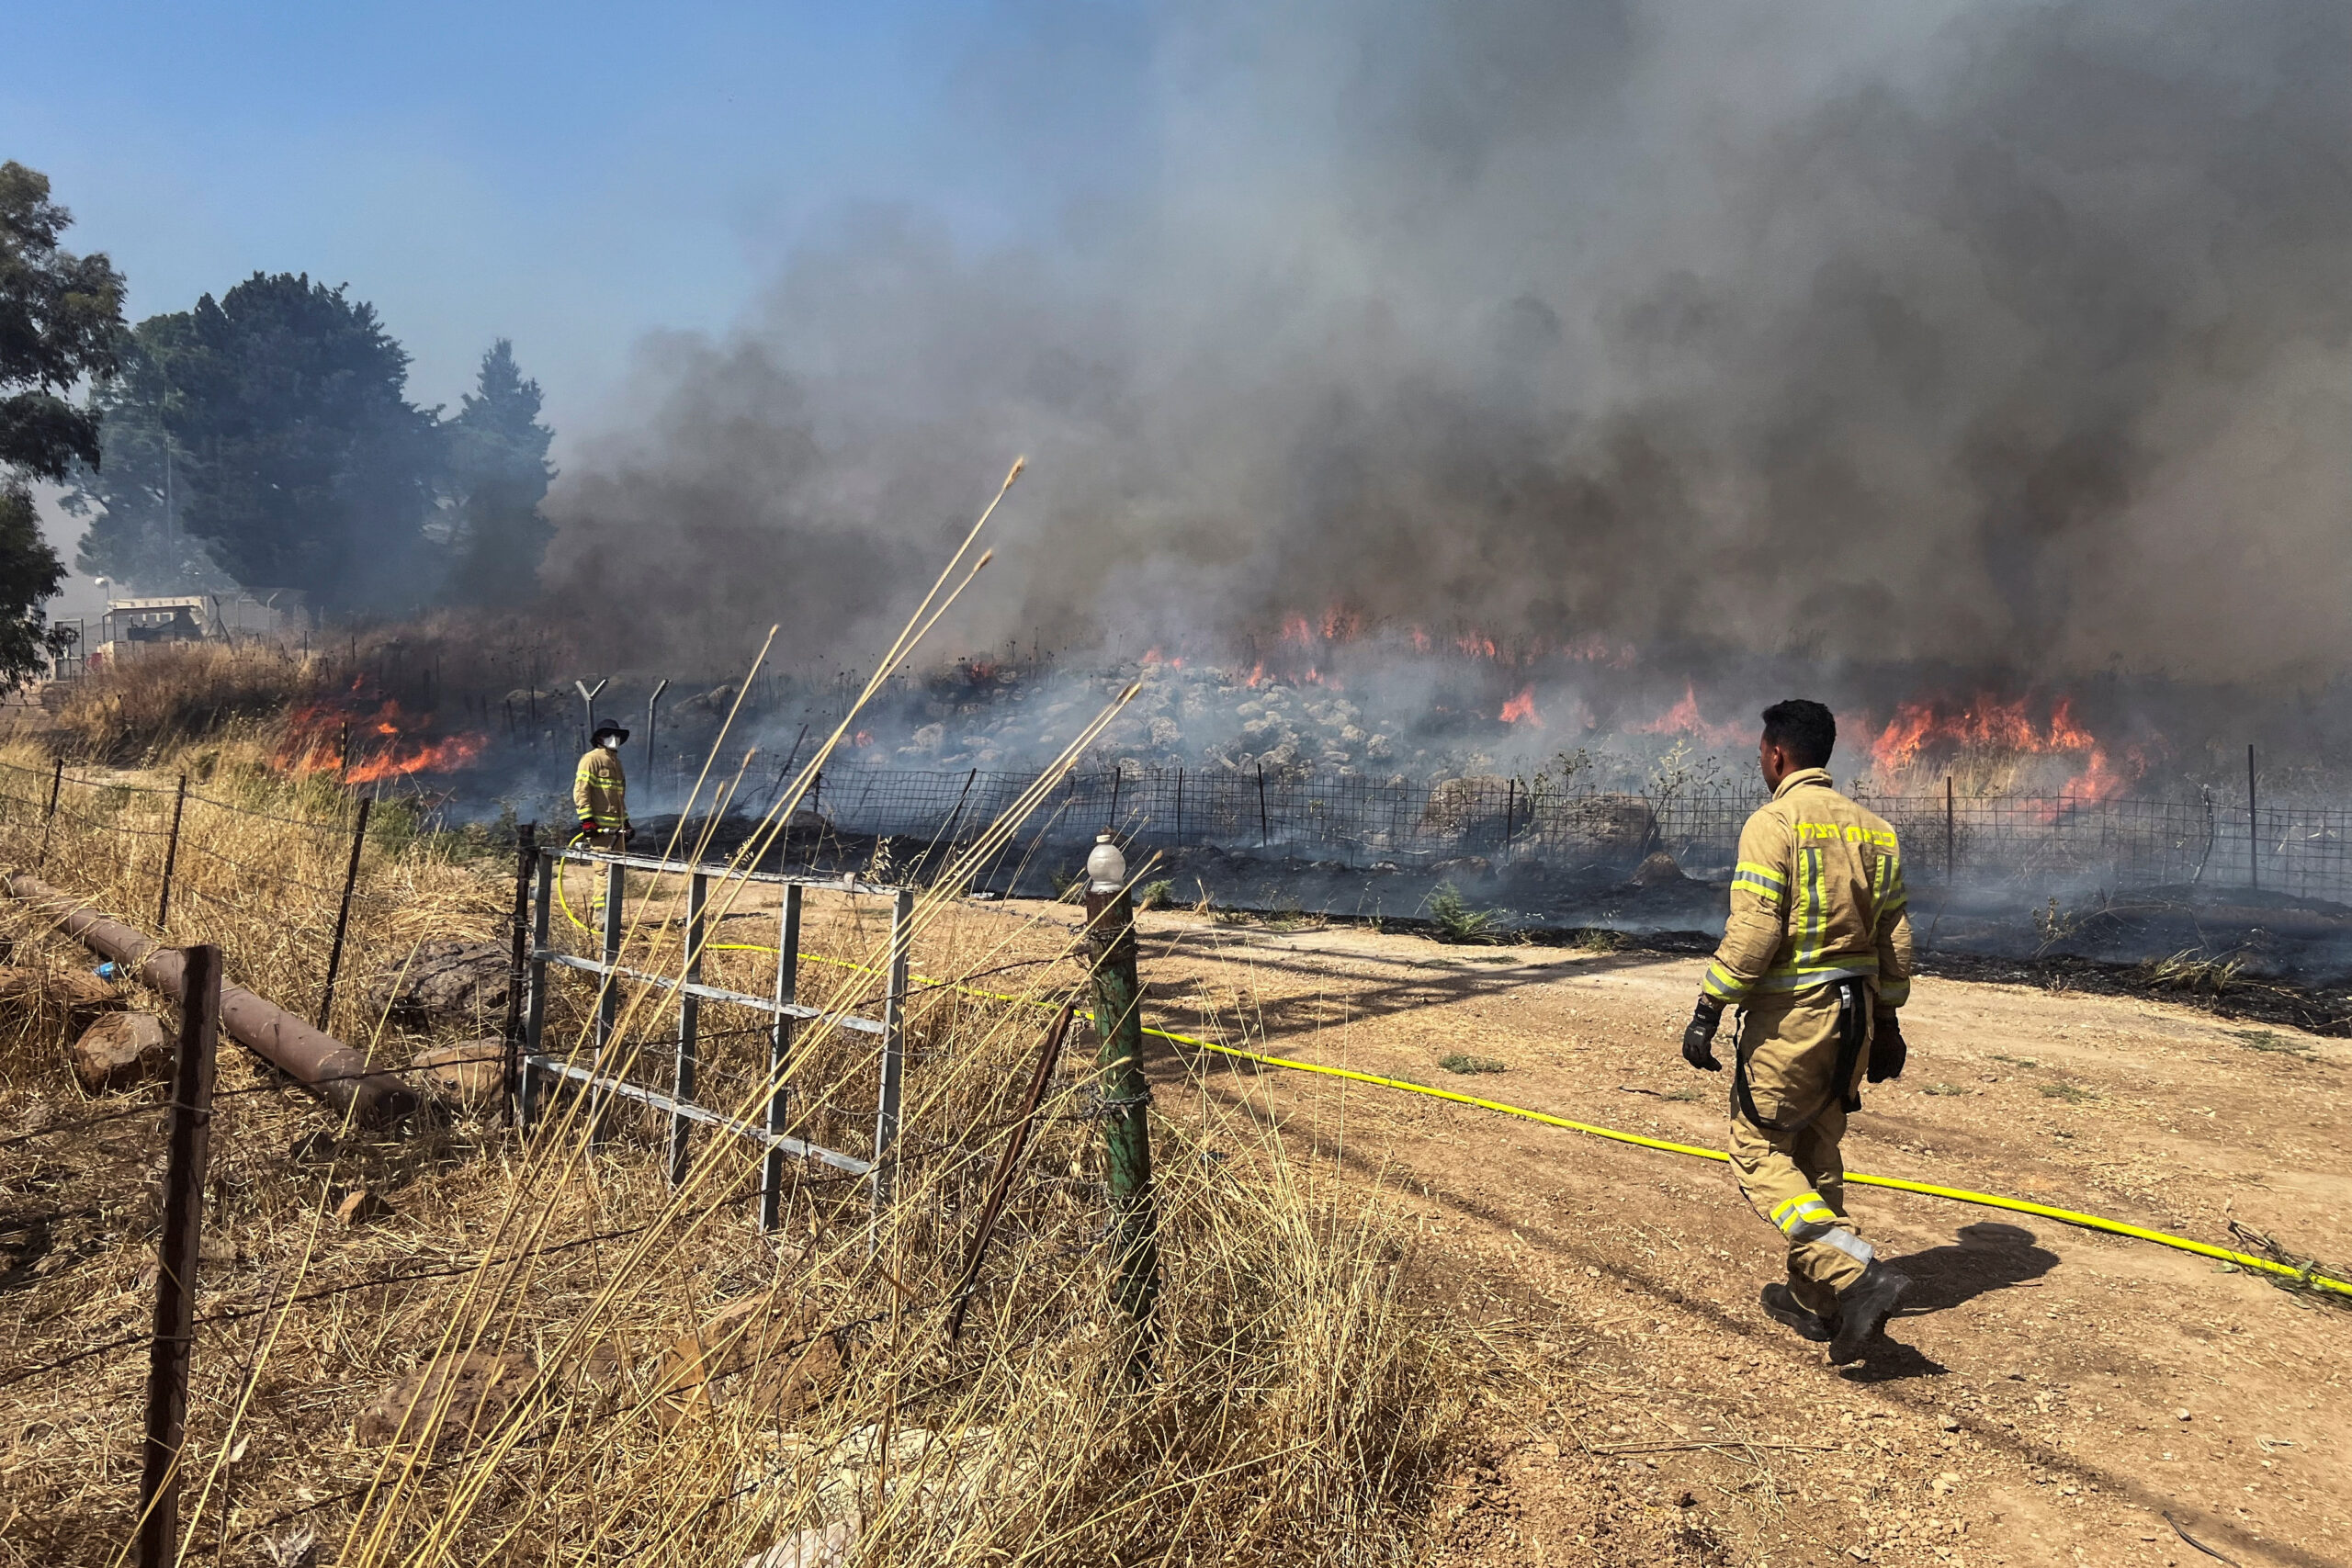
[798,763,2352,903]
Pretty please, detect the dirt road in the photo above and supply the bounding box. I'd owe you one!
[961,899,2350,1566]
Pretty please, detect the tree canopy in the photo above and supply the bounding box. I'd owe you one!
[442,339,555,604]
[0,162,122,684]
[68,280,558,613]
[131,273,444,611]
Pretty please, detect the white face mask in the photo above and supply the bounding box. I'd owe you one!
[602,736,621,751]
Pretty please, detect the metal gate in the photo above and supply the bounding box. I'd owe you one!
[517,843,913,1233]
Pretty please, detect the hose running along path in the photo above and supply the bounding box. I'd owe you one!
[571,881,2347,1299]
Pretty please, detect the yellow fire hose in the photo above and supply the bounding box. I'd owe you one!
[548,864,2352,1298]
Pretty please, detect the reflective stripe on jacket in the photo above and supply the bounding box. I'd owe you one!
[1702,767,1914,1010]
[574,747,627,829]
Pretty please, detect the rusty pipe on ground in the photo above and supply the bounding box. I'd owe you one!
[6,873,419,1129]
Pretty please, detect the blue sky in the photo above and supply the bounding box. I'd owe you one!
[1,1,1149,436]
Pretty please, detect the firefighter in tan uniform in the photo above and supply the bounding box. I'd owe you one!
[574,720,631,849]
[574,721,630,910]
[1680,700,1916,1363]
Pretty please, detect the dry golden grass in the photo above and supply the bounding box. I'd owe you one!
[0,716,1471,1567]
[49,644,326,765]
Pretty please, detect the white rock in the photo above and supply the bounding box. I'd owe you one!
[742,1521,858,1568]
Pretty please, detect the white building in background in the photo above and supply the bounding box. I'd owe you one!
[47,587,303,682]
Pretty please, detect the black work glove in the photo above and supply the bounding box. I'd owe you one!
[1867,1010,1906,1082]
[1681,998,1724,1072]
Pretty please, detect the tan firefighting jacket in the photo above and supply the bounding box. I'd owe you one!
[1702,767,1913,1010]
[574,746,627,831]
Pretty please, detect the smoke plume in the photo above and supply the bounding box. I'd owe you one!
[547,0,2352,687]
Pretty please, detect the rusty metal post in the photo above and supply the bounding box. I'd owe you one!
[155,775,188,931]
[945,1000,1076,1341]
[37,756,62,867]
[136,942,220,1568]
[1083,841,1157,1357]
[1256,761,1269,847]
[519,851,553,1132]
[502,824,537,1126]
[316,796,372,1032]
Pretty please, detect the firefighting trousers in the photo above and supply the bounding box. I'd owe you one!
[1727,987,1877,1314]
[580,829,628,911]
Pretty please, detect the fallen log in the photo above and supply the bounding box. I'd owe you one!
[6,873,420,1129]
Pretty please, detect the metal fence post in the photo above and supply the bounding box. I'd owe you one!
[592,855,624,1142]
[760,883,803,1232]
[1256,762,1269,847]
[868,887,913,1239]
[646,678,669,795]
[1945,775,1955,884]
[672,870,705,1186]
[316,796,373,1032]
[155,775,187,930]
[502,824,536,1128]
[519,850,553,1132]
[37,756,62,868]
[136,942,220,1568]
[1084,858,1158,1363]
[2248,743,2259,892]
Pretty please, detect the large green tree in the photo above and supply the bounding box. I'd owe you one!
[132,273,442,611]
[61,330,232,590]
[441,338,555,602]
[0,162,122,683]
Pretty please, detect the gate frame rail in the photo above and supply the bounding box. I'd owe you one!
[516,844,914,1233]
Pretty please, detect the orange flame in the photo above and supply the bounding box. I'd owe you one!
[1499,687,1543,728]
[344,734,484,785]
[1633,682,1746,746]
[276,693,487,784]
[1871,694,2108,773]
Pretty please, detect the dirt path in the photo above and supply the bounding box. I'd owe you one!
[936,897,2351,1566]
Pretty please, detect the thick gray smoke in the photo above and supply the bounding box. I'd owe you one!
[547,0,2352,686]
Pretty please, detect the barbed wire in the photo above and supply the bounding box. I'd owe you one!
[186,791,359,833]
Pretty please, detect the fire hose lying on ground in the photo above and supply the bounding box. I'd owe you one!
[7,872,420,1129]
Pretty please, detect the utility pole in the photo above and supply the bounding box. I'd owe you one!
[1082,832,1158,1371]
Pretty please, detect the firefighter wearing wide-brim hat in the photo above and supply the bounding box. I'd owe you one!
[575,721,631,852]
[1679,699,1917,1364]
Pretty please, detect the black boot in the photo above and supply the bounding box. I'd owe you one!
[1828,1263,1911,1364]
[1759,1282,1835,1342]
